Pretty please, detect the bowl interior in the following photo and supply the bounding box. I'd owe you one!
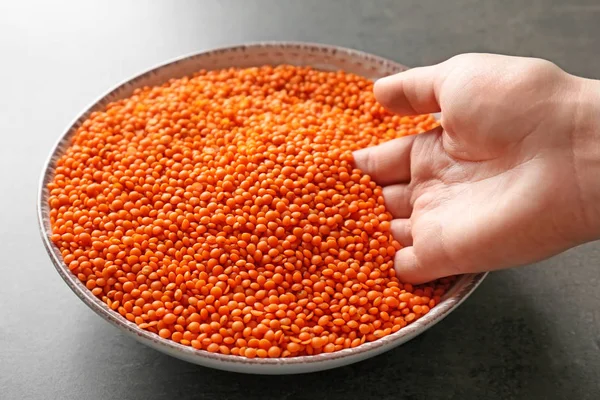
[38,42,485,372]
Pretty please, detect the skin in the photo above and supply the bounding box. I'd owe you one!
[353,53,600,284]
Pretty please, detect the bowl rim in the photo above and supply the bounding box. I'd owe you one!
[37,41,487,368]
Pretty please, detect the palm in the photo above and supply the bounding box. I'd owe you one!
[408,131,578,279]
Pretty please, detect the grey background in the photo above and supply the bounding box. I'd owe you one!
[1,0,599,399]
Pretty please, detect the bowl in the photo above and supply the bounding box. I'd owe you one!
[38,42,486,374]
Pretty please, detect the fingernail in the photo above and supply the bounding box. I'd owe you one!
[374,76,391,89]
[394,247,423,283]
[374,73,400,87]
[351,147,369,167]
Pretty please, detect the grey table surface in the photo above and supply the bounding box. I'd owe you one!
[1,0,599,399]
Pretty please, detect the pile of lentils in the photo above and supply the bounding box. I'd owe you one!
[48,65,453,358]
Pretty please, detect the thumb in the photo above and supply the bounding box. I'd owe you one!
[394,247,427,284]
[374,63,445,116]
[393,246,457,284]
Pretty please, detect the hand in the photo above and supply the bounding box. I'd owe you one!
[353,53,600,283]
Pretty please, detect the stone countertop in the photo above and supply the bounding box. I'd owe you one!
[1,1,598,399]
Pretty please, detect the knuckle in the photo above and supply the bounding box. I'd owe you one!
[446,53,479,66]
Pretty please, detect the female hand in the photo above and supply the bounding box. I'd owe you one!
[354,53,600,283]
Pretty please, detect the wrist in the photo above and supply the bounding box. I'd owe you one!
[569,76,600,242]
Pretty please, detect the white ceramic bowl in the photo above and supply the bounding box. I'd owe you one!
[38,42,486,374]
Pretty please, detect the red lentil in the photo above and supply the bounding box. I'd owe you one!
[48,65,454,358]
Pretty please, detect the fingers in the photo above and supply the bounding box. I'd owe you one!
[382,185,412,218]
[352,135,417,185]
[374,64,443,116]
[393,247,435,284]
[394,247,451,285]
[390,219,412,246]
